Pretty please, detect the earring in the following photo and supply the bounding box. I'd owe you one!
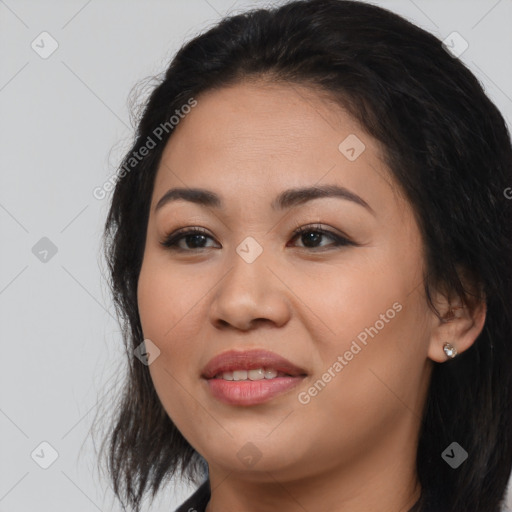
[443,342,458,359]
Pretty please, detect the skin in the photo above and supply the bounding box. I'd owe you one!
[137,81,486,512]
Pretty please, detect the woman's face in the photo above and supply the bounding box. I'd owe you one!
[137,81,436,482]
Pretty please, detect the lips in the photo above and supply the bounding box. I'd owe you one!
[201,349,307,380]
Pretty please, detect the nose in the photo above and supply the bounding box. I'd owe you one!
[208,247,292,332]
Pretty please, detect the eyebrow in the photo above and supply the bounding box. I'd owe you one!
[154,184,375,215]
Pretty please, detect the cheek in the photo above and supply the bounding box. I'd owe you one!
[291,235,428,409]
[137,256,166,339]
[137,253,203,344]
[291,298,426,467]
[137,258,193,393]
[288,243,422,352]
[137,254,210,421]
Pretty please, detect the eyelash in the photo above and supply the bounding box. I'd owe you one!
[160,223,354,252]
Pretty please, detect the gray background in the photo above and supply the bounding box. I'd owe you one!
[1,0,511,510]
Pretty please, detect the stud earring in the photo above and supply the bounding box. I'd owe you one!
[443,342,458,359]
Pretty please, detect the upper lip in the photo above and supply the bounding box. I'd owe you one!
[201,349,307,379]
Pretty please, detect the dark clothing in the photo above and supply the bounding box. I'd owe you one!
[174,480,210,512]
[174,479,422,511]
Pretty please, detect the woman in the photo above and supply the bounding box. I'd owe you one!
[97,1,512,511]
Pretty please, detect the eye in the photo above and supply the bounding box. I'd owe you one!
[289,223,354,250]
[160,227,219,251]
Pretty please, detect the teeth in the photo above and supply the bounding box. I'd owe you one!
[248,368,265,380]
[264,368,278,379]
[216,368,283,381]
[232,370,248,381]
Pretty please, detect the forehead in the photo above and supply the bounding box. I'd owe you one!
[152,81,400,214]
[164,81,366,160]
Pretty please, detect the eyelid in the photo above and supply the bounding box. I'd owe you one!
[291,221,346,237]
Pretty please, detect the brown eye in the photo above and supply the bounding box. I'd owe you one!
[289,224,354,249]
[160,228,219,251]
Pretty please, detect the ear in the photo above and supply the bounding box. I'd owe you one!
[427,276,487,363]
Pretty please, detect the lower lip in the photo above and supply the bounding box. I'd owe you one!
[204,376,305,406]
